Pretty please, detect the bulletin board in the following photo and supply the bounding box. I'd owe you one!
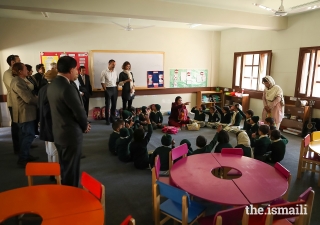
[169,69,208,88]
[147,71,164,88]
[40,52,89,70]
[90,50,164,90]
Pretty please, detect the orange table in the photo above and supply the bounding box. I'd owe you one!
[309,140,320,155]
[0,185,103,224]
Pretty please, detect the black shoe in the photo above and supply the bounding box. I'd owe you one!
[27,155,39,162]
[81,155,86,159]
[17,160,28,168]
[106,121,110,125]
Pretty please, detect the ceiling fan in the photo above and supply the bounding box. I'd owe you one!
[112,18,154,31]
[253,0,320,16]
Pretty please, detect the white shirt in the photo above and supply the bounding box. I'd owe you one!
[74,78,83,95]
[3,67,13,106]
[101,68,118,87]
[80,74,86,85]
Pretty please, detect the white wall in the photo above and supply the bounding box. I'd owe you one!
[219,9,320,118]
[0,18,219,125]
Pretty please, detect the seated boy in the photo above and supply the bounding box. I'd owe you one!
[139,106,149,131]
[248,116,260,143]
[215,104,232,124]
[204,106,220,128]
[213,128,233,153]
[116,121,135,162]
[237,107,254,132]
[122,107,139,129]
[230,104,242,126]
[267,129,288,163]
[149,134,175,171]
[108,120,124,155]
[191,105,206,127]
[149,104,164,130]
[130,110,153,169]
[251,125,271,160]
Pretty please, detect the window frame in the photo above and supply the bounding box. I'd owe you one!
[295,46,320,99]
[232,50,272,91]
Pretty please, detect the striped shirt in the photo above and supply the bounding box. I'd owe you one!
[101,68,118,87]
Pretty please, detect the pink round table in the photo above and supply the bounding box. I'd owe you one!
[170,153,288,205]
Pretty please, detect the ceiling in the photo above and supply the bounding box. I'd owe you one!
[0,0,319,31]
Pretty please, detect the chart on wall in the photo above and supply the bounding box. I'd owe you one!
[147,71,164,88]
[169,69,208,88]
[40,52,89,70]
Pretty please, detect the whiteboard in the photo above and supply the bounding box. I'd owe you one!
[90,50,164,90]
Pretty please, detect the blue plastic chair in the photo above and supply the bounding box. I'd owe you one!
[153,181,206,225]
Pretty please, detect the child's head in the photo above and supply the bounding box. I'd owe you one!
[141,106,147,114]
[155,104,161,112]
[112,120,122,132]
[120,128,129,138]
[265,117,275,126]
[122,110,132,121]
[209,106,216,114]
[150,104,156,111]
[133,128,145,142]
[250,116,259,124]
[269,125,277,136]
[222,106,230,114]
[129,107,136,114]
[258,124,270,136]
[232,104,240,111]
[196,135,207,148]
[118,119,125,128]
[270,129,281,141]
[200,104,206,111]
[180,139,191,149]
[161,134,172,146]
[245,109,254,119]
[217,130,229,144]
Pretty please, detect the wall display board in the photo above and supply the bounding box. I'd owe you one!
[169,69,208,88]
[90,50,164,90]
[40,52,88,70]
[147,71,164,88]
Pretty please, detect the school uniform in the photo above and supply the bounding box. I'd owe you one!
[235,144,252,158]
[109,131,120,155]
[215,105,231,124]
[150,110,164,129]
[139,113,148,131]
[116,128,134,162]
[248,123,259,144]
[149,146,173,171]
[191,107,206,121]
[230,111,242,126]
[251,135,271,158]
[192,133,218,155]
[237,108,251,131]
[268,135,288,162]
[214,143,233,153]
[130,124,153,169]
[204,111,220,123]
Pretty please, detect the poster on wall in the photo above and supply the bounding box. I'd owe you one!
[40,52,89,71]
[169,69,208,88]
[147,71,164,88]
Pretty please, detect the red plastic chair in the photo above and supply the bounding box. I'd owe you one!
[274,162,291,201]
[169,143,188,170]
[26,162,61,186]
[81,172,105,219]
[221,148,243,178]
[120,215,135,225]
[198,205,247,225]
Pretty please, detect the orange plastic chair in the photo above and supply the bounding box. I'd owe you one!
[120,215,136,225]
[25,162,61,186]
[274,162,291,201]
[169,143,188,170]
[80,172,105,216]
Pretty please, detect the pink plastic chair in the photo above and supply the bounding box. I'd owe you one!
[169,143,188,170]
[221,148,243,178]
[274,162,291,201]
[120,215,135,225]
[198,205,247,225]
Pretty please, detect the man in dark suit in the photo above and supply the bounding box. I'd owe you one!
[78,66,92,117]
[47,56,90,187]
[32,64,45,88]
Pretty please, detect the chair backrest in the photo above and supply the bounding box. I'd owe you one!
[120,215,135,225]
[25,162,61,186]
[311,131,320,141]
[155,180,190,205]
[155,155,161,180]
[221,148,243,156]
[274,162,291,200]
[304,134,310,147]
[298,187,314,225]
[169,143,188,170]
[213,205,246,225]
[81,172,105,214]
[268,200,306,224]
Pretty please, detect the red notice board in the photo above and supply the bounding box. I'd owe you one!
[40,52,89,71]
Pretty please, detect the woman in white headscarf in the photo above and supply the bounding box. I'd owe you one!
[118,61,135,110]
[262,76,285,129]
[235,131,253,158]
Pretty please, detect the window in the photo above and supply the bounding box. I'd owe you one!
[232,51,272,91]
[295,47,320,98]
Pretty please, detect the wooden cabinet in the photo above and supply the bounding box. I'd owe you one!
[196,91,223,109]
[223,94,250,113]
[280,105,310,134]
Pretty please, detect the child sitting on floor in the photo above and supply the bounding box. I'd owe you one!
[116,121,135,162]
[230,104,242,126]
[267,129,288,163]
[149,134,175,171]
[215,104,232,124]
[149,104,164,130]
[248,116,260,142]
[130,110,153,169]
[213,127,233,153]
[180,139,193,155]
[204,106,220,128]
[238,108,254,132]
[108,120,124,155]
[139,106,149,131]
[265,117,276,130]
[251,125,271,161]
[191,105,206,127]
[235,131,253,158]
[122,107,139,129]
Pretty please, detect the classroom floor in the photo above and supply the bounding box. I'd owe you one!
[0,115,319,225]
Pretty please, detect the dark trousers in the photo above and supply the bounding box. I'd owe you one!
[122,98,133,110]
[83,96,89,117]
[8,107,20,153]
[104,87,118,122]
[18,120,35,161]
[55,142,82,187]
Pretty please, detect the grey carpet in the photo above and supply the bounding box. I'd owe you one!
[0,115,319,225]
